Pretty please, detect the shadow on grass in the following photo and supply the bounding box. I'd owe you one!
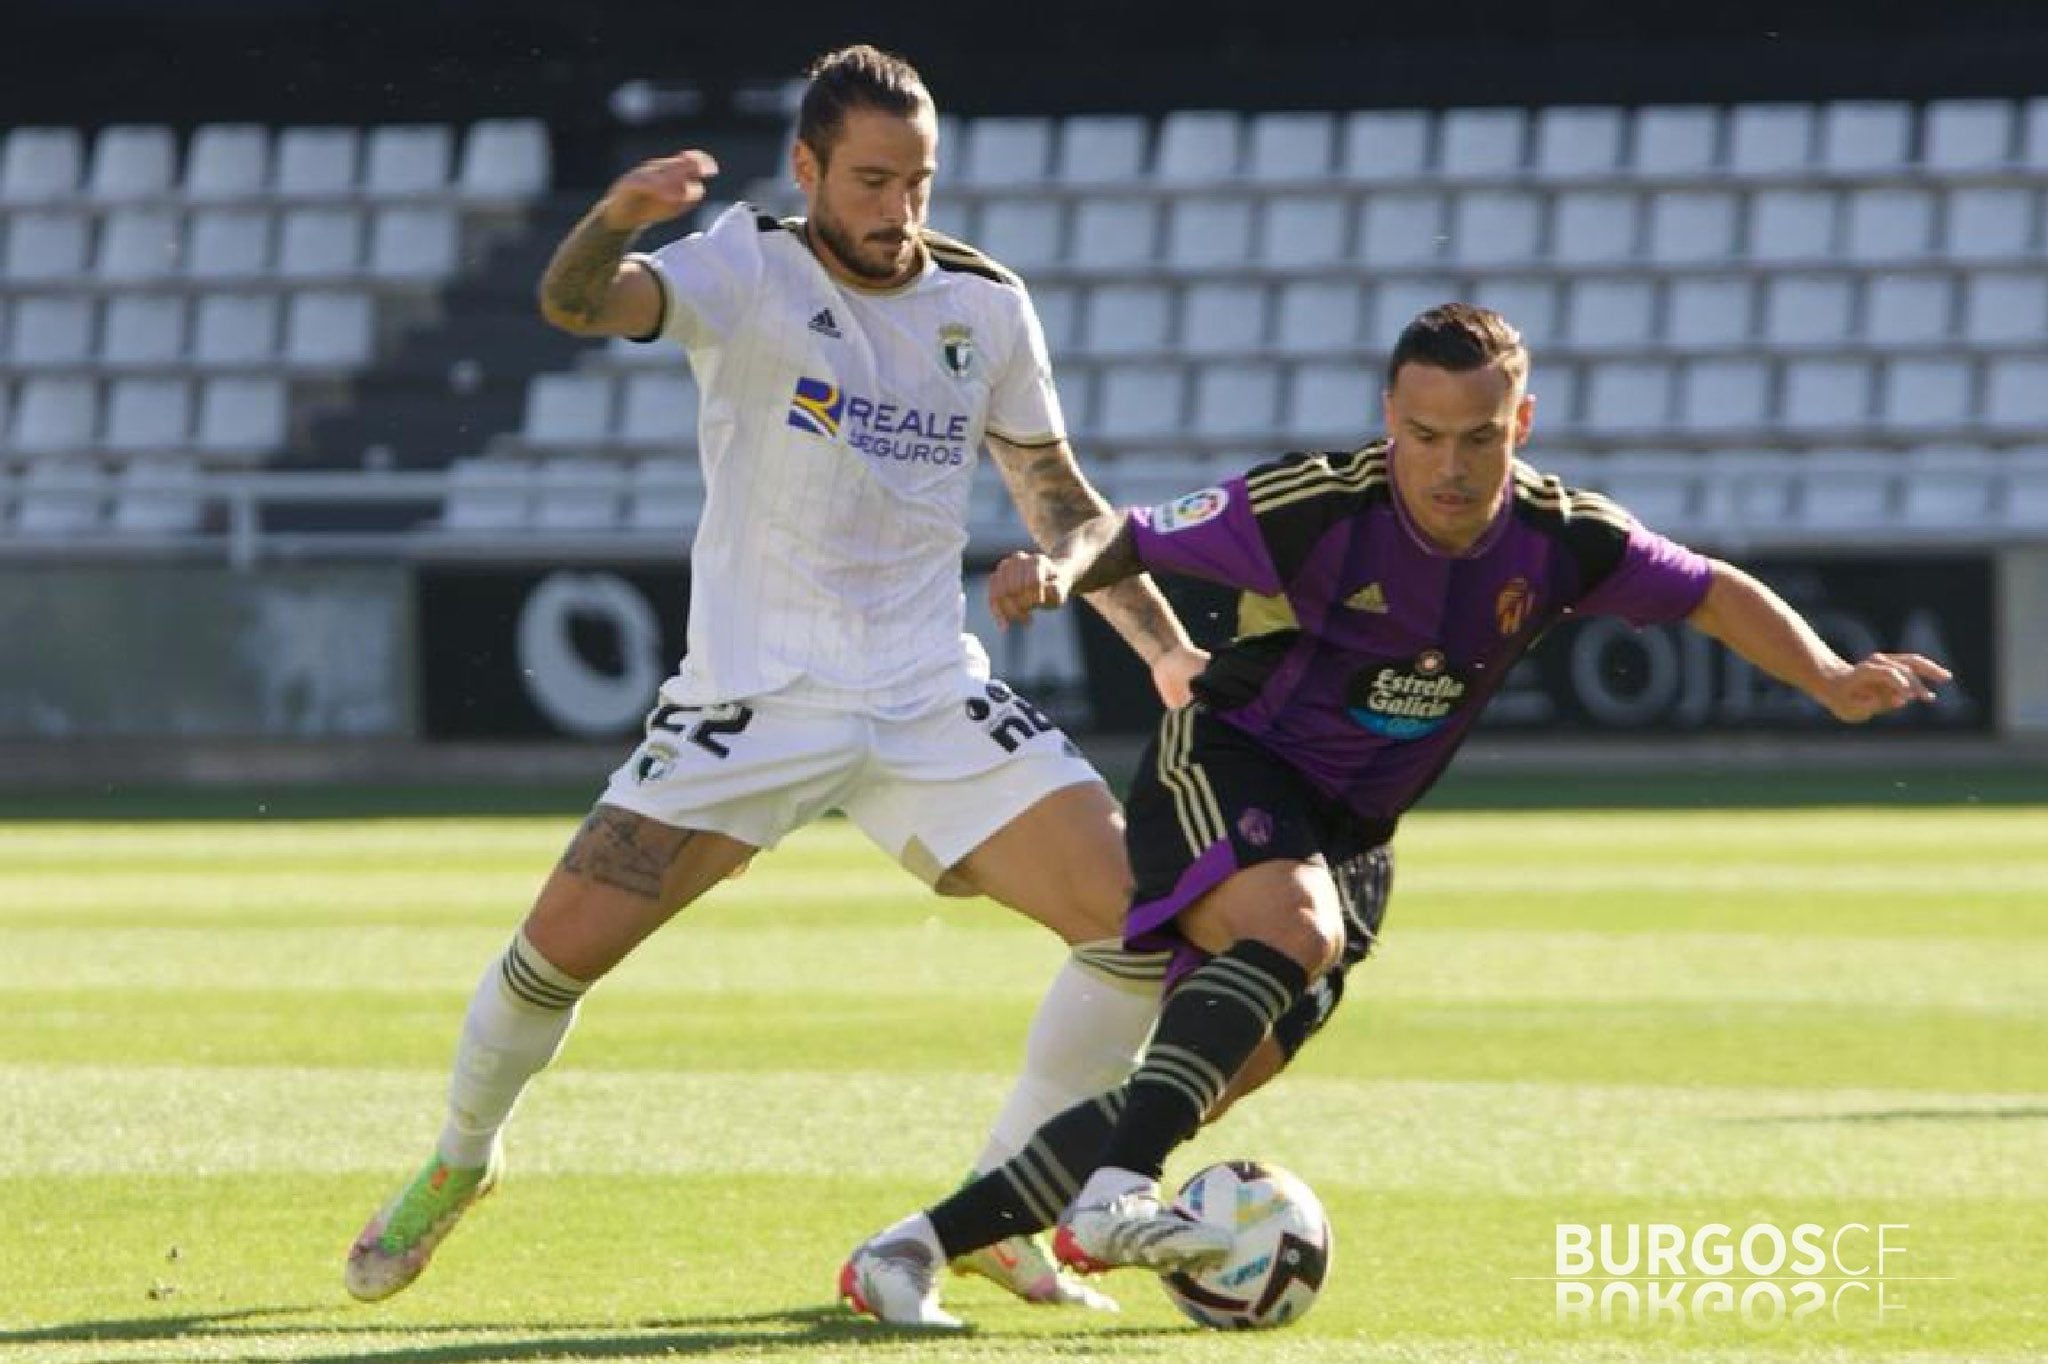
[1733,1105,2048,1124]
[0,1304,1189,1360]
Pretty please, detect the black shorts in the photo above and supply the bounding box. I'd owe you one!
[1124,703,1394,1057]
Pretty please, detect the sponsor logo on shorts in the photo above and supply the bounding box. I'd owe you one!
[1152,486,1229,533]
[1346,649,1469,740]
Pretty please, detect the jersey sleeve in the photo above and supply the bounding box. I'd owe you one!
[1572,520,1715,626]
[1127,476,1285,595]
[627,203,767,350]
[983,288,1066,447]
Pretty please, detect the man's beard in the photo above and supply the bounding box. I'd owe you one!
[812,209,910,283]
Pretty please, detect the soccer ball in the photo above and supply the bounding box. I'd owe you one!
[1158,1159,1333,1330]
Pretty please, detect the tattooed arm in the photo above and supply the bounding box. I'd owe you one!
[986,435,1206,706]
[538,149,720,338]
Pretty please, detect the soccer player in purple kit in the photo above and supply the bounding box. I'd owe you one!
[839,302,1953,1327]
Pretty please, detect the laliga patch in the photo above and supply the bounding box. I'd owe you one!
[1153,486,1229,533]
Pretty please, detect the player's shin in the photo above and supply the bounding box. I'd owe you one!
[440,929,590,1165]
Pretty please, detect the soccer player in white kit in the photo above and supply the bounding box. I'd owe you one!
[343,44,1206,1310]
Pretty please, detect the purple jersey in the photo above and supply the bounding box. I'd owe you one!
[1129,442,1714,828]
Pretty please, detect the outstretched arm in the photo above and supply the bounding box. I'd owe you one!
[538,149,720,338]
[986,435,1206,707]
[1686,560,1951,723]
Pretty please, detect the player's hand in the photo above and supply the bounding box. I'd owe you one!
[598,150,720,230]
[1149,644,1210,709]
[1816,652,1951,723]
[988,550,1067,627]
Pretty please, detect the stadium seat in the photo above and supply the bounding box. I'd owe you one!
[1437,108,1525,179]
[1532,106,1625,179]
[364,124,454,197]
[1368,276,1459,345]
[368,204,460,280]
[1842,187,1936,262]
[1340,110,1432,181]
[1255,192,1350,266]
[977,200,1064,272]
[1271,279,1361,356]
[1944,187,2034,259]
[618,372,700,449]
[1093,363,1186,441]
[1745,188,1836,263]
[923,198,973,242]
[1154,111,1242,181]
[1701,449,1801,536]
[95,206,182,280]
[1282,361,1370,442]
[1080,283,1173,356]
[624,457,703,532]
[1355,190,1445,266]
[1779,358,1874,432]
[1676,357,1772,434]
[1448,188,1543,265]
[1529,361,1580,431]
[1190,360,1282,439]
[1055,115,1148,185]
[523,372,615,447]
[194,375,287,459]
[196,294,282,368]
[6,296,95,369]
[1984,357,2048,430]
[1068,200,1158,270]
[2,209,91,281]
[959,116,1054,186]
[11,457,108,534]
[2024,97,2048,170]
[458,119,552,200]
[275,126,362,199]
[2002,447,2048,528]
[1631,106,1720,177]
[102,376,191,453]
[0,126,83,204]
[276,207,363,279]
[1761,274,1854,347]
[283,291,374,370]
[1961,269,2048,343]
[1922,99,2013,170]
[1879,357,1975,432]
[1664,275,1753,347]
[1549,189,1637,264]
[1164,198,1254,269]
[1792,449,1893,530]
[183,124,270,202]
[1030,282,1078,350]
[1645,190,1738,263]
[1728,103,1816,175]
[86,124,178,202]
[1178,281,1267,356]
[1597,452,1700,532]
[110,454,205,533]
[1581,359,1675,434]
[531,456,624,530]
[1862,273,1953,345]
[8,375,98,454]
[1562,278,1656,349]
[100,295,188,369]
[1107,451,1212,509]
[441,454,533,529]
[1899,447,1998,529]
[1245,112,1336,183]
[1472,276,1558,346]
[184,207,272,279]
[1818,101,1913,172]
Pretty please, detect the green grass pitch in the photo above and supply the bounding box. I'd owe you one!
[2,779,2044,1361]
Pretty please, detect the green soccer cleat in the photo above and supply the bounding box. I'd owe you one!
[344,1146,502,1302]
[953,1233,1120,1311]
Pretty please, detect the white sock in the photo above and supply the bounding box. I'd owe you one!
[1074,1165,1151,1209]
[970,940,1166,1173]
[871,1211,942,1259]
[437,929,590,1166]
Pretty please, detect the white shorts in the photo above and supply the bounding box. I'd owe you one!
[596,673,1104,887]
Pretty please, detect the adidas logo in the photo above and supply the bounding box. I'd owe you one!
[1343,582,1388,613]
[808,307,842,338]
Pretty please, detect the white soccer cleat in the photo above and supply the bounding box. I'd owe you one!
[953,1233,1120,1311]
[345,1147,502,1302]
[839,1233,965,1329]
[1053,1188,1235,1275]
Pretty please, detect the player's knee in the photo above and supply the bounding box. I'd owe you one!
[1252,899,1345,979]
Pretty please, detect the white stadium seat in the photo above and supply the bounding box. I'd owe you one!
[1178,281,1268,356]
[1761,274,1854,347]
[103,376,192,453]
[1472,276,1558,346]
[1561,278,1655,349]
[523,372,615,446]
[1055,115,1148,185]
[1727,103,1815,174]
[532,456,623,531]
[1923,99,2013,170]
[368,205,460,280]
[276,207,363,279]
[1596,453,1700,532]
[1029,283,1078,351]
[1985,357,2048,430]
[1246,112,1336,183]
[2,209,91,281]
[2002,447,2048,528]
[183,123,270,202]
[1900,447,2000,530]
[1862,273,1953,345]
[1340,110,1432,181]
[1068,200,1158,270]
[6,296,95,369]
[625,457,704,532]
[1581,359,1675,434]
[0,126,84,204]
[86,124,177,203]
[1094,363,1186,441]
[1702,449,1801,536]
[100,295,188,368]
[194,375,287,459]
[1282,361,1371,441]
[283,291,375,370]
[1271,279,1361,356]
[1549,189,1637,264]
[959,117,1054,186]
[1645,190,1738,263]
[1437,108,1525,179]
[1355,191,1445,266]
[1841,187,1936,262]
[1961,270,2048,344]
[364,124,454,197]
[1256,193,1350,266]
[1080,283,1173,357]
[2024,97,2048,170]
[1367,276,1458,346]
[8,376,97,454]
[12,458,108,534]
[1631,106,1719,177]
[618,373,700,448]
[1154,111,1241,181]
[94,206,182,280]
[1664,275,1753,347]
[973,201,1062,271]
[1532,106,1625,179]
[1164,199,1254,269]
[1944,187,2035,260]
[1818,101,1913,172]
[1745,188,1836,263]
[1528,361,1580,430]
[274,126,361,199]
[459,119,551,200]
[184,207,272,279]
[196,294,282,367]
[1792,449,1893,531]
[1676,358,1772,434]
[442,454,532,530]
[1448,188,1543,265]
[1879,357,1975,432]
[1190,360,1282,439]
[111,454,205,534]
[1778,358,1873,431]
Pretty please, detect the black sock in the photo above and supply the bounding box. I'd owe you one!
[1097,939,1309,1180]
[926,1090,1126,1260]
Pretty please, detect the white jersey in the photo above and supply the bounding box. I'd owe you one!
[631,204,1063,714]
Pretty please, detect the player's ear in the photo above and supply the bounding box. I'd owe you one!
[791,137,820,196]
[1514,390,1535,446]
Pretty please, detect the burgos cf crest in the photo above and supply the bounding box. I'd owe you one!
[787,376,845,437]
[938,322,975,379]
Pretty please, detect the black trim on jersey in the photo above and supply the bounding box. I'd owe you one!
[920,227,1024,290]
[1507,462,1633,599]
[1192,629,1301,713]
[1241,443,1393,584]
[624,253,668,344]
